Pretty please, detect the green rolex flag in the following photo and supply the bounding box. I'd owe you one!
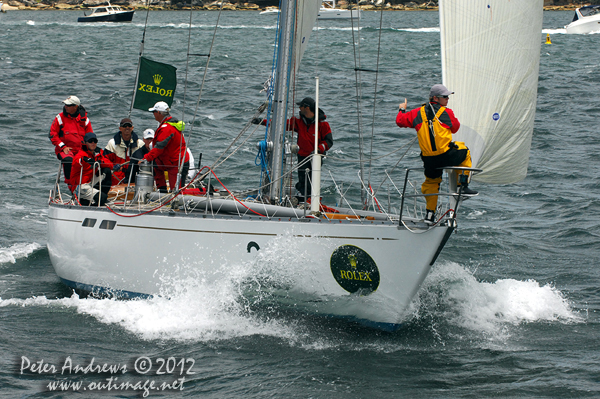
[133,56,177,111]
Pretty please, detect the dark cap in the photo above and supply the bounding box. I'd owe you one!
[84,132,97,142]
[120,118,133,127]
[296,97,316,111]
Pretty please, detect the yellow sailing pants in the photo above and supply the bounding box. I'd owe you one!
[421,141,472,212]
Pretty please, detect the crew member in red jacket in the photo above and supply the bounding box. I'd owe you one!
[292,97,333,197]
[253,97,333,198]
[142,102,190,192]
[69,133,113,206]
[48,95,94,181]
[396,84,476,224]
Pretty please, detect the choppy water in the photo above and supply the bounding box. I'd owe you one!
[1,9,599,398]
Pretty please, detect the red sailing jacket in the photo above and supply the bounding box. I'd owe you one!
[143,116,189,167]
[287,113,333,157]
[68,147,113,192]
[48,107,94,157]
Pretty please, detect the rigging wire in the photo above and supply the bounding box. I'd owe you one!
[181,1,196,123]
[185,1,226,154]
[366,8,386,199]
[172,1,226,186]
[258,0,283,193]
[128,0,152,117]
[349,0,365,206]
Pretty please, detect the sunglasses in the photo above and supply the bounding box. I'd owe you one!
[64,103,77,107]
[86,139,98,144]
[120,123,133,128]
[438,95,449,99]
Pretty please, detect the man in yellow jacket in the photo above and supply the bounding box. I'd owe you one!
[396,84,477,224]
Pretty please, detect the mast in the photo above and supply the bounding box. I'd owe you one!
[263,0,296,202]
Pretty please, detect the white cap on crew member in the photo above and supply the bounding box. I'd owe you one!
[142,128,155,139]
[148,101,170,113]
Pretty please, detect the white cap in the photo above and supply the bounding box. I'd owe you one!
[63,95,81,106]
[143,128,155,139]
[148,101,170,112]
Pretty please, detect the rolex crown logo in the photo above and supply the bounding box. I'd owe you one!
[348,254,357,269]
[153,74,163,86]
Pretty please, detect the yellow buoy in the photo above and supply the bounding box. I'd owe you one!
[546,33,552,44]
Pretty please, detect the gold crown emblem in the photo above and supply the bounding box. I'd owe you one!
[153,74,163,85]
[348,254,357,269]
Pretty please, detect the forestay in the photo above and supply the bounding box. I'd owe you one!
[440,0,543,183]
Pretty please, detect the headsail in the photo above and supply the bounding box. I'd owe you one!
[293,0,321,75]
[440,0,543,183]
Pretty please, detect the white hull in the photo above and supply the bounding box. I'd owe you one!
[565,17,600,34]
[47,203,453,330]
[317,8,360,19]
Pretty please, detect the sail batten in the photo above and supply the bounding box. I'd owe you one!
[440,0,543,184]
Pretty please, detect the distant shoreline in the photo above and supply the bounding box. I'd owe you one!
[0,4,581,12]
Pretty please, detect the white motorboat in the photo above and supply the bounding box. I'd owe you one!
[77,2,134,23]
[565,5,600,34]
[317,0,360,20]
[47,0,543,331]
[259,6,280,14]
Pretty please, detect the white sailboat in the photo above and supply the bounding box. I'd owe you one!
[47,0,543,331]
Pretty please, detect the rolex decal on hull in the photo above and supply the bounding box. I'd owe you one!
[330,245,380,294]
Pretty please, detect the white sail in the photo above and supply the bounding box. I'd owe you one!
[293,0,321,75]
[440,0,543,183]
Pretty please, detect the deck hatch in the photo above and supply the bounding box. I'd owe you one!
[82,218,97,228]
[99,220,117,230]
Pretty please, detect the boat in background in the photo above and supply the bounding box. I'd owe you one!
[259,6,280,14]
[77,2,134,23]
[565,5,600,34]
[317,0,360,19]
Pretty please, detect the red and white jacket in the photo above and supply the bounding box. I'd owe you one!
[48,106,93,157]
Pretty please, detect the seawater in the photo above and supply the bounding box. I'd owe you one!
[0,10,599,398]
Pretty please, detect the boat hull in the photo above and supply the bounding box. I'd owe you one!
[77,11,134,23]
[47,203,452,330]
[565,13,600,34]
[317,9,361,20]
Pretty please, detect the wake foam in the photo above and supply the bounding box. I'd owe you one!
[411,262,581,336]
[0,245,580,343]
[0,290,296,342]
[0,243,42,265]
